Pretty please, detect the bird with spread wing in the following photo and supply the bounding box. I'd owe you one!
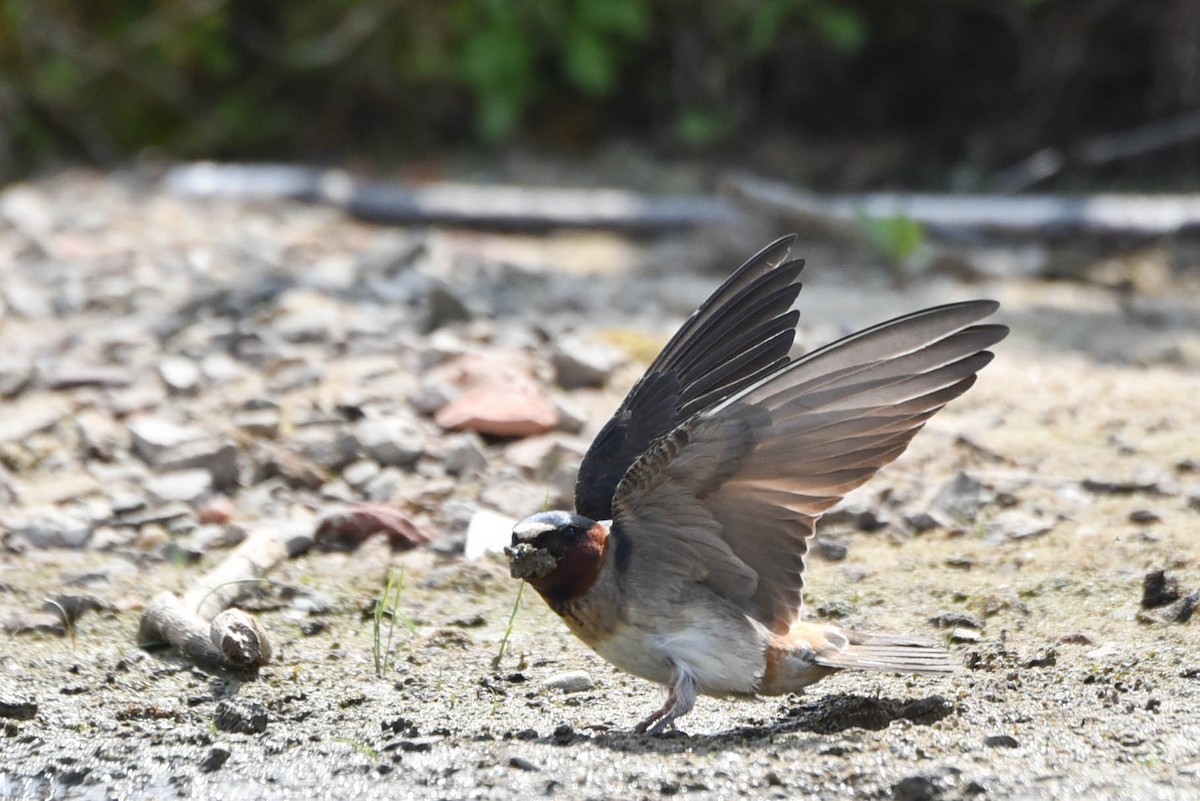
[506,236,1008,733]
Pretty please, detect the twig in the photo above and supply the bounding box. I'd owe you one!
[137,526,312,670]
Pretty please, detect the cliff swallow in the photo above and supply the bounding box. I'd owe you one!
[506,236,1008,733]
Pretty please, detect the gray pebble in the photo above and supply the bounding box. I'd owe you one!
[342,459,381,490]
[127,417,206,463]
[156,439,239,491]
[158,356,202,394]
[541,670,594,694]
[984,734,1020,748]
[443,433,487,478]
[551,336,625,389]
[362,468,404,503]
[353,418,424,468]
[4,507,93,548]
[199,745,232,772]
[0,696,38,720]
[234,409,282,438]
[813,537,848,561]
[145,469,213,504]
[213,699,268,734]
[932,470,990,523]
[0,362,33,397]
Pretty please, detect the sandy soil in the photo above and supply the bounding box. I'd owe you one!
[2,179,1200,800]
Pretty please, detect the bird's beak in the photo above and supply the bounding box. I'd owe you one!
[504,542,558,579]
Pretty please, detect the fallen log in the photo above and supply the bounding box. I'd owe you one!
[165,162,741,232]
[724,172,1200,240]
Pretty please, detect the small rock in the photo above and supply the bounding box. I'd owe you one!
[465,508,518,560]
[362,468,404,503]
[409,379,457,416]
[199,353,246,384]
[313,504,429,551]
[813,537,848,561]
[1142,570,1181,609]
[508,756,539,772]
[540,671,594,694]
[0,400,67,444]
[5,612,66,636]
[342,460,381,490]
[0,697,38,720]
[190,524,246,551]
[480,479,554,519]
[2,507,93,548]
[1058,632,1097,645]
[904,512,944,533]
[1086,642,1122,660]
[265,359,324,393]
[254,446,326,490]
[504,435,583,478]
[1081,477,1163,495]
[199,745,232,772]
[948,629,982,643]
[422,282,472,332]
[156,439,239,491]
[1129,509,1161,525]
[44,365,134,390]
[553,399,588,434]
[0,362,33,397]
[984,734,1020,748]
[145,469,213,504]
[1023,649,1057,668]
[158,357,202,395]
[116,502,192,528]
[213,699,268,734]
[234,409,281,438]
[892,774,942,801]
[442,433,488,478]
[551,336,625,389]
[435,385,559,438]
[932,471,990,523]
[127,417,206,463]
[1142,591,1200,624]
[928,612,984,630]
[197,497,236,525]
[986,510,1054,541]
[353,418,424,468]
[292,429,360,472]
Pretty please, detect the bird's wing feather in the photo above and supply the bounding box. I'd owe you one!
[611,301,1008,634]
[574,236,804,520]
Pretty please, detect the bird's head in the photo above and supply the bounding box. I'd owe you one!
[505,510,608,602]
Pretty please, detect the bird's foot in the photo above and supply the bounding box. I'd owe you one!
[634,669,697,735]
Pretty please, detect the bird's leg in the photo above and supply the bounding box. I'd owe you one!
[634,668,697,735]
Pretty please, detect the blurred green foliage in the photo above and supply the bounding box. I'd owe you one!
[0,0,1196,186]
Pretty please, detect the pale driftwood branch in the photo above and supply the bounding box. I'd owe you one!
[138,527,308,669]
[724,171,1200,239]
[164,162,742,232]
[994,110,1200,192]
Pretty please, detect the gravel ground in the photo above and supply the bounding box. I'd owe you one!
[1,170,1200,800]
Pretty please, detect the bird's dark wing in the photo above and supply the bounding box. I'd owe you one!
[574,236,804,521]
[609,301,1009,634]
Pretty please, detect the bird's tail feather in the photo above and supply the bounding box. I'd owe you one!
[814,630,958,674]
